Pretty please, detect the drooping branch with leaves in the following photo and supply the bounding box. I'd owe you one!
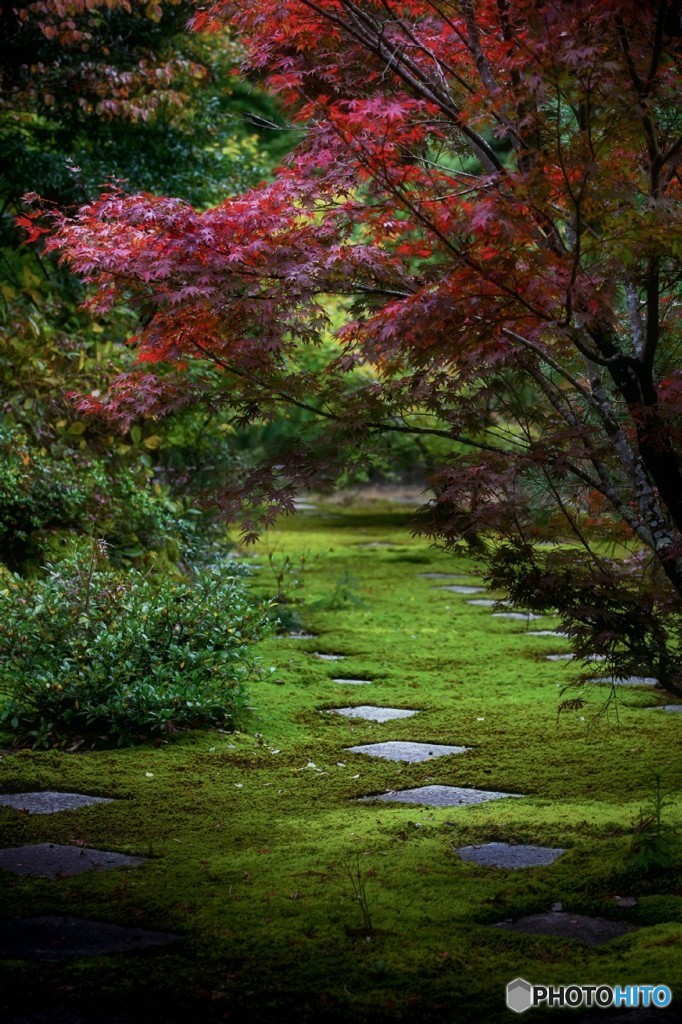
[31,1,682,693]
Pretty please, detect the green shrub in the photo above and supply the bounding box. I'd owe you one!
[0,548,271,748]
[0,423,201,570]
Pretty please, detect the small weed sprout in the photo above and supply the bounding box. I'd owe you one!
[312,570,365,611]
[260,543,315,631]
[629,771,679,875]
[345,854,374,937]
[267,549,307,605]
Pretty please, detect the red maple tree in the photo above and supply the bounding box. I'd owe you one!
[32,1,682,695]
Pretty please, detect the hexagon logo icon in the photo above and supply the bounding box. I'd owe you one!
[507,978,533,1014]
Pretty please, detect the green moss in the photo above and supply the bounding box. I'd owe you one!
[1,504,680,1022]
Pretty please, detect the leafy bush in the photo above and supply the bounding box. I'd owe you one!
[0,548,271,748]
[0,423,191,570]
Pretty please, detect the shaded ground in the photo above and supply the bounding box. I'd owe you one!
[0,503,680,1022]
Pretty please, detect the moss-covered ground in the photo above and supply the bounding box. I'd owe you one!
[1,502,681,1023]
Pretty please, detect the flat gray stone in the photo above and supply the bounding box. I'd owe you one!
[493,910,636,945]
[0,792,113,815]
[458,843,566,868]
[358,785,522,806]
[313,652,346,661]
[492,611,541,621]
[437,585,486,594]
[346,741,468,762]
[417,573,472,580]
[526,630,568,637]
[327,706,419,722]
[292,501,317,510]
[282,631,318,639]
[0,916,178,959]
[332,678,373,685]
[357,541,395,548]
[590,676,658,686]
[467,599,496,607]
[0,844,145,878]
[655,704,682,712]
[546,654,572,661]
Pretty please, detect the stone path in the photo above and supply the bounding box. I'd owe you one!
[417,572,471,579]
[527,629,568,637]
[327,706,418,722]
[332,677,373,685]
[491,611,541,621]
[493,910,636,945]
[437,584,486,594]
[0,555,645,990]
[345,741,469,762]
[0,792,112,814]
[458,843,565,869]
[0,792,175,962]
[0,844,145,878]
[0,917,178,959]
[655,704,682,712]
[359,785,523,806]
[589,675,658,686]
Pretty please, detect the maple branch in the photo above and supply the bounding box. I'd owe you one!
[540,467,611,572]
[654,134,682,175]
[378,0,475,99]
[297,0,504,172]
[189,336,514,454]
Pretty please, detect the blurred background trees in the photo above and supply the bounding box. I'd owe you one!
[1,0,293,573]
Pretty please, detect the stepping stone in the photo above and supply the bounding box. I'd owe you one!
[437,585,486,595]
[493,910,636,945]
[589,676,658,686]
[327,706,419,722]
[654,704,682,712]
[417,573,473,580]
[527,630,568,637]
[546,654,572,661]
[292,500,317,510]
[0,792,113,815]
[0,844,145,878]
[313,652,346,661]
[358,785,522,806]
[0,916,178,960]
[333,678,373,685]
[357,541,395,548]
[346,741,468,762]
[492,611,541,620]
[467,599,496,607]
[281,632,318,639]
[458,843,565,869]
